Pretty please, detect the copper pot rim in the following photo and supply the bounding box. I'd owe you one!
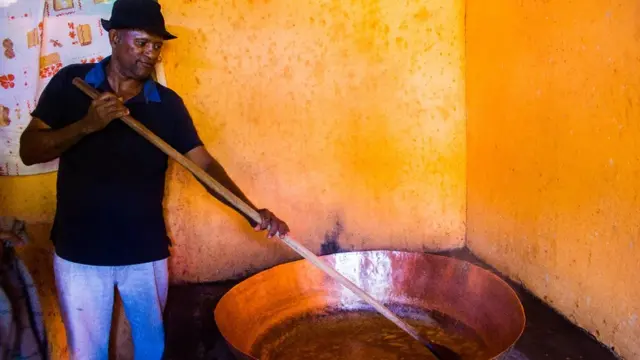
[214,250,527,360]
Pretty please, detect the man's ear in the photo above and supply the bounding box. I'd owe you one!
[108,29,120,47]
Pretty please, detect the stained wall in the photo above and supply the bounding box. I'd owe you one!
[159,0,466,282]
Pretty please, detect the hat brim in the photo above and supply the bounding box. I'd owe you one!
[101,19,177,40]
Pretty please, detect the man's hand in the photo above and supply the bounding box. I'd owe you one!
[18,93,128,165]
[254,209,290,238]
[80,92,129,134]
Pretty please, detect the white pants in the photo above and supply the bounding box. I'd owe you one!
[53,254,169,360]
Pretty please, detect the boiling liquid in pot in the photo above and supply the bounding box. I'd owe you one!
[251,306,488,360]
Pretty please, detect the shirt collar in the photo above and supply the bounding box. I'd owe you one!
[84,55,161,103]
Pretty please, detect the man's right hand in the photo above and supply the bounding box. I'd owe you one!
[81,92,130,134]
[19,91,131,165]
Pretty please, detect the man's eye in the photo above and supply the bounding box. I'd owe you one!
[136,40,146,47]
[154,43,162,50]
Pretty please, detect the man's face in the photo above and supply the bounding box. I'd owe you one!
[110,29,164,80]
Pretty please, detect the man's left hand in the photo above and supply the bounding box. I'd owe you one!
[254,209,290,238]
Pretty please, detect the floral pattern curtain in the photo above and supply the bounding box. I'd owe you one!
[0,0,167,176]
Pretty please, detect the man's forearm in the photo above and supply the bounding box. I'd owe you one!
[20,119,90,165]
[201,160,260,225]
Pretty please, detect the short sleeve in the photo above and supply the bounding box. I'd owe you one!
[170,97,204,155]
[30,66,69,129]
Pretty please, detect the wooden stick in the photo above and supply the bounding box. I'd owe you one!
[72,77,440,354]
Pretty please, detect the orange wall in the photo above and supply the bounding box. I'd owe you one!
[466,1,640,359]
[0,0,465,357]
[159,0,466,282]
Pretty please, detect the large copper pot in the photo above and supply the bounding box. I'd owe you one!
[214,251,526,359]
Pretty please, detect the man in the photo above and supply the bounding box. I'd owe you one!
[19,0,290,359]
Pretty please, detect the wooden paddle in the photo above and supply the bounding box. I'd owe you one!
[72,77,461,360]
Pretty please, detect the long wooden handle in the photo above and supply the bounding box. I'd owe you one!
[71,77,438,353]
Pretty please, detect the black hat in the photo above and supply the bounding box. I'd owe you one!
[101,0,176,40]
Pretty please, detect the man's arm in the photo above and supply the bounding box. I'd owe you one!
[20,93,130,165]
[20,117,91,165]
[185,146,290,238]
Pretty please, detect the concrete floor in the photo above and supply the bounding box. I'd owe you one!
[163,248,620,360]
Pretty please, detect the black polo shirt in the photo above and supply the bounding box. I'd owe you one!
[30,56,203,266]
